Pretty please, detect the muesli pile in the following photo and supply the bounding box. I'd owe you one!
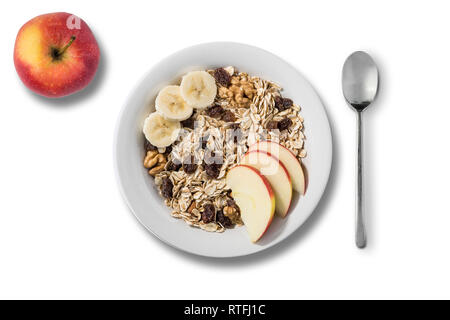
[142,67,306,233]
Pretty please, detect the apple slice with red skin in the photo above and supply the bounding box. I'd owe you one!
[226,165,275,242]
[226,165,276,243]
[241,150,293,218]
[249,140,306,195]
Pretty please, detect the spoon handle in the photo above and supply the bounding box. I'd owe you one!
[356,111,366,248]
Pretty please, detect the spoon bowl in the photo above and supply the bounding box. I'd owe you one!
[343,51,379,111]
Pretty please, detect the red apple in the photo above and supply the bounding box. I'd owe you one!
[14,12,100,98]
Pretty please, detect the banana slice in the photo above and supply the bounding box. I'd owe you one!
[155,85,193,121]
[143,112,181,148]
[180,71,217,109]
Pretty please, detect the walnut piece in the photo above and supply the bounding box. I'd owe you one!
[218,74,256,108]
[223,205,243,225]
[144,150,167,176]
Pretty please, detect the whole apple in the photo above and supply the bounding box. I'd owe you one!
[14,12,100,98]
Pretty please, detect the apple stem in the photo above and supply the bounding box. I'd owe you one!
[58,36,76,56]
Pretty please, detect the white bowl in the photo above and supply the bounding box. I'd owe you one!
[114,42,332,258]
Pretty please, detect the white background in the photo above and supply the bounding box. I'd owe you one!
[0,0,448,300]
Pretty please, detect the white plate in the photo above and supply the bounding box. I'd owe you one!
[114,42,332,258]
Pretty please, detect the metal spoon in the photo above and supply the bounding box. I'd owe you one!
[342,51,379,249]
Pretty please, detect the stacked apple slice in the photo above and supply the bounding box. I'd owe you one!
[249,141,306,195]
[241,151,292,217]
[226,166,276,243]
[226,141,306,243]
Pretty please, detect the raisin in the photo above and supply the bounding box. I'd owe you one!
[216,209,233,228]
[228,123,240,130]
[202,204,216,223]
[213,68,231,87]
[161,178,173,199]
[182,156,198,174]
[181,116,195,129]
[183,163,197,174]
[278,118,293,131]
[164,145,172,155]
[205,163,221,179]
[282,98,293,109]
[166,160,181,171]
[206,105,225,119]
[266,120,279,130]
[221,110,236,122]
[274,96,283,110]
[275,96,293,111]
[144,140,157,151]
[205,105,236,123]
